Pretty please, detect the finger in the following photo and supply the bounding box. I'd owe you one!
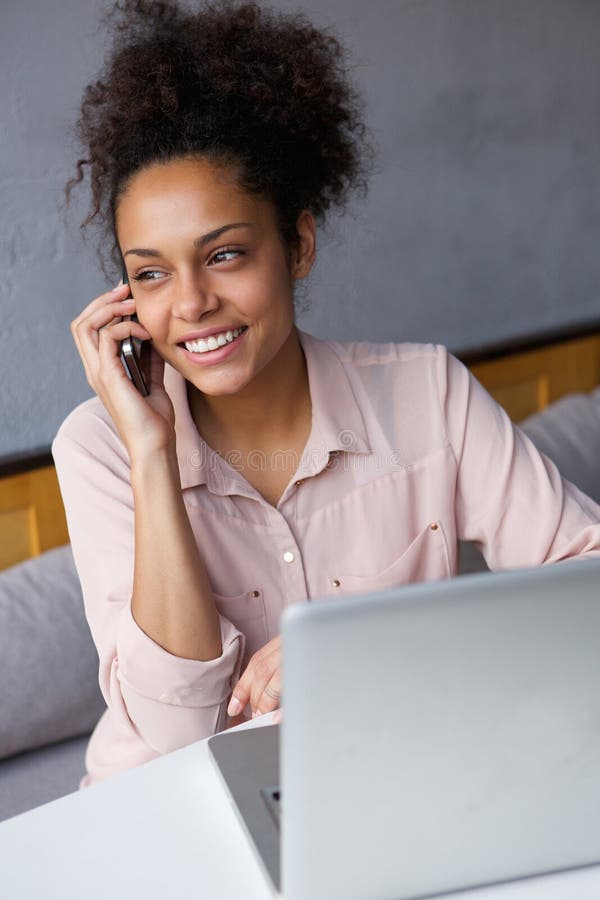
[227,635,282,717]
[73,298,137,356]
[97,320,152,368]
[83,297,137,333]
[71,282,131,327]
[249,647,281,715]
[91,321,152,392]
[272,708,283,725]
[227,648,269,716]
[71,297,135,346]
[70,283,131,341]
[228,664,254,717]
[97,319,151,341]
[253,666,282,717]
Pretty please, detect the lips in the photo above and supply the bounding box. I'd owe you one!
[178,323,249,366]
[176,325,248,344]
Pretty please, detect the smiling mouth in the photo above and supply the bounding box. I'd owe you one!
[178,326,249,354]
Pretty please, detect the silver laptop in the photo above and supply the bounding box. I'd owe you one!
[208,558,600,900]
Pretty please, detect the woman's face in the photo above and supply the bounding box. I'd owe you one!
[115,156,315,397]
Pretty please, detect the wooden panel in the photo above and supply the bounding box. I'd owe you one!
[0,466,69,571]
[469,334,600,421]
[0,508,36,570]
[486,375,549,424]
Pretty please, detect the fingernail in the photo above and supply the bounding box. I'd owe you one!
[227,696,242,717]
[252,710,261,719]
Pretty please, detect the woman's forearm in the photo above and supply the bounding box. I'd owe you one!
[130,446,222,661]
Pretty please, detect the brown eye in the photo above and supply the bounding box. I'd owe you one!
[208,248,243,265]
[131,270,166,282]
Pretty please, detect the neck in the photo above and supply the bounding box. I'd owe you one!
[187,326,311,449]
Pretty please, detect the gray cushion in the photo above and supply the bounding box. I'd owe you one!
[0,734,88,823]
[0,544,106,761]
[458,386,600,575]
[519,386,600,504]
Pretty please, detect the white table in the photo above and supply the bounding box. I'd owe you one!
[2,712,600,900]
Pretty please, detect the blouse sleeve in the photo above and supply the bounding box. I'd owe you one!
[436,347,600,569]
[51,403,245,763]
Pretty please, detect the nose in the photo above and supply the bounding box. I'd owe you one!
[171,271,220,321]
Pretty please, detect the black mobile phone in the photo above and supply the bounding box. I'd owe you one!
[119,264,151,396]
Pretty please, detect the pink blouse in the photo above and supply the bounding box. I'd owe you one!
[51,328,600,788]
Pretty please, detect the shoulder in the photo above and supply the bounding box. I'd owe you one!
[325,337,445,368]
[300,331,479,445]
[313,334,458,396]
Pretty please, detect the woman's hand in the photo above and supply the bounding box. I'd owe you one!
[70,282,176,461]
[227,635,282,720]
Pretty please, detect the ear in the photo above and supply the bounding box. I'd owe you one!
[291,210,317,279]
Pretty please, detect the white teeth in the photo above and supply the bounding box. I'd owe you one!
[184,327,246,354]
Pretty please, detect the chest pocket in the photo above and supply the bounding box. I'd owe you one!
[322,520,451,599]
[212,588,268,670]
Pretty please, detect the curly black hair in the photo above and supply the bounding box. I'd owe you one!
[64,0,376,285]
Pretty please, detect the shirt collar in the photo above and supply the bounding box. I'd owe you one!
[163,327,372,491]
[296,328,371,458]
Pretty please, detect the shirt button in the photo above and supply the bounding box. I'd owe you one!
[429,522,439,531]
[250,590,260,597]
[283,551,295,563]
[295,479,303,486]
[331,579,341,587]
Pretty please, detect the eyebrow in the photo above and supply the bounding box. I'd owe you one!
[123,222,253,258]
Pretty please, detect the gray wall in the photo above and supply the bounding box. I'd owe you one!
[2,0,600,458]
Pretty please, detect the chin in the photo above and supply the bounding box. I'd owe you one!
[187,372,252,397]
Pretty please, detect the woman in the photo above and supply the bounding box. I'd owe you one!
[55,0,600,789]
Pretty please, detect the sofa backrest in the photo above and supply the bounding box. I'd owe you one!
[0,544,106,761]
